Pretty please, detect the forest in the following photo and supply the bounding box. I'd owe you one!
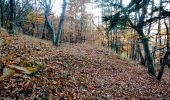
[0,0,170,99]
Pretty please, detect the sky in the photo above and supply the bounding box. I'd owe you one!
[52,0,63,16]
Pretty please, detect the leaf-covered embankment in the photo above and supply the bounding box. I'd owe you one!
[0,28,170,99]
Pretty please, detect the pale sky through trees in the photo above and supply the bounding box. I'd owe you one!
[52,0,123,25]
[52,0,162,26]
[52,0,131,17]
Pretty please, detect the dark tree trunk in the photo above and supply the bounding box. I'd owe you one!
[37,23,39,36]
[136,5,156,76]
[137,43,146,65]
[156,51,170,80]
[106,32,110,47]
[9,0,15,34]
[142,38,155,76]
[137,28,156,76]
[157,17,170,80]
[165,17,170,50]
[32,23,35,36]
[0,0,4,27]
[41,20,47,39]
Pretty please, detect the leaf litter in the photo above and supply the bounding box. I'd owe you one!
[0,29,170,99]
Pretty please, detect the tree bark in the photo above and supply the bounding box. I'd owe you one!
[0,0,4,27]
[9,0,15,34]
[137,5,156,76]
[137,43,146,65]
[156,51,170,80]
[55,0,67,47]
[166,17,170,50]
[45,13,55,44]
[41,19,47,39]
[137,29,156,76]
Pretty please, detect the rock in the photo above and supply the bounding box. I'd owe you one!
[7,65,31,74]
[2,67,15,77]
[0,38,3,46]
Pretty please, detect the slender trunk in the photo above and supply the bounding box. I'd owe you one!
[131,30,136,60]
[166,17,170,50]
[42,19,47,39]
[156,17,170,80]
[158,0,163,63]
[153,35,158,63]
[0,0,2,28]
[1,0,4,27]
[32,23,35,36]
[0,0,4,27]
[147,0,154,35]
[106,32,110,47]
[115,29,119,53]
[37,23,39,36]
[137,43,146,65]
[157,51,170,80]
[9,0,15,34]
[55,0,67,47]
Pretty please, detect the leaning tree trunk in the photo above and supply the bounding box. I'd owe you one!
[136,4,156,76]
[55,0,67,47]
[137,28,156,76]
[156,51,170,80]
[142,37,156,76]
[9,0,15,34]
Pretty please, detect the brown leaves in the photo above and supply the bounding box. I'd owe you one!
[0,29,170,99]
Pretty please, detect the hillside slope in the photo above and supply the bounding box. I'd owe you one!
[0,29,170,99]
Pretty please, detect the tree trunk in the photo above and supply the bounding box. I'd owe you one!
[156,51,170,80]
[41,19,47,39]
[55,0,67,47]
[9,0,15,34]
[156,17,170,80]
[137,29,156,76]
[106,32,110,47]
[0,0,4,27]
[166,17,170,50]
[137,43,146,65]
[45,14,55,44]
[142,38,156,76]
[137,4,156,76]
[32,23,35,36]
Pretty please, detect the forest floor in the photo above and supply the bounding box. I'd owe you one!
[0,28,170,99]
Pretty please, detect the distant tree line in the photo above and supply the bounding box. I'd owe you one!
[0,0,99,46]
